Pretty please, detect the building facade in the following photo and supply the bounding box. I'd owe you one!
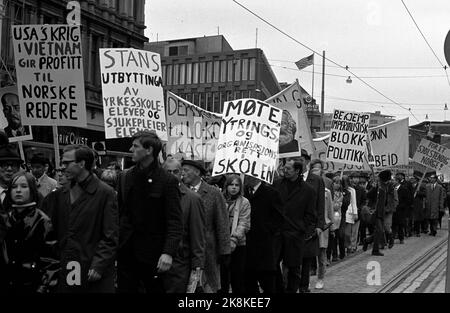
[0,0,147,167]
[145,35,281,114]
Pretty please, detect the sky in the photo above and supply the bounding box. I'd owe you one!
[145,0,450,126]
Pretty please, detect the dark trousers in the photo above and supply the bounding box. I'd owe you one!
[337,225,346,258]
[326,231,338,260]
[365,218,384,252]
[438,211,445,228]
[220,246,246,293]
[429,219,438,235]
[244,270,276,293]
[392,217,406,242]
[117,246,165,293]
[299,257,313,291]
[285,266,301,293]
[413,220,423,235]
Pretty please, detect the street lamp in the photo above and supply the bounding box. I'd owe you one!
[346,76,352,84]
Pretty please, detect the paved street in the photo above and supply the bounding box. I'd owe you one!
[310,216,449,293]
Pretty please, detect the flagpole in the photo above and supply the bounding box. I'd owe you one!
[311,57,315,112]
[321,50,325,131]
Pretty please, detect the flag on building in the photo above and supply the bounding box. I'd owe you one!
[295,54,314,70]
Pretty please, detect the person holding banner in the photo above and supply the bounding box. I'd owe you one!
[392,173,414,244]
[244,176,283,293]
[273,160,316,293]
[181,159,230,293]
[410,176,426,237]
[425,174,445,237]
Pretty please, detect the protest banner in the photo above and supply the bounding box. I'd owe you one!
[370,118,409,168]
[212,98,282,184]
[266,81,315,157]
[326,109,370,166]
[99,48,167,140]
[11,25,87,127]
[412,138,450,172]
[165,91,221,161]
[0,86,33,143]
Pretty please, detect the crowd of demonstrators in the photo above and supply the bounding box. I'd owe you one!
[1,128,449,294]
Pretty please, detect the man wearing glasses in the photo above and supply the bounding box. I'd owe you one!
[41,144,118,292]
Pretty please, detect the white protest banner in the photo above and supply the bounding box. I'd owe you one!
[412,138,450,172]
[369,118,409,169]
[0,86,33,143]
[99,48,167,140]
[11,25,87,127]
[326,109,370,166]
[212,98,282,184]
[166,91,221,161]
[314,135,367,173]
[266,81,315,157]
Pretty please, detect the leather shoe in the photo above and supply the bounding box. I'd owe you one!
[372,251,384,256]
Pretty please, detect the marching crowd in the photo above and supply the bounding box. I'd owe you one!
[0,130,447,293]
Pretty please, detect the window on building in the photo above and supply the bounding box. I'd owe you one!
[226,90,233,101]
[199,62,206,84]
[179,64,185,85]
[199,93,206,109]
[213,61,220,83]
[220,92,227,112]
[206,62,212,83]
[220,60,227,82]
[206,92,213,111]
[169,45,188,56]
[227,60,233,82]
[162,65,167,86]
[249,58,256,80]
[186,63,192,84]
[192,63,199,84]
[234,90,241,100]
[242,59,249,81]
[166,64,173,86]
[212,92,220,113]
[234,60,241,81]
[173,64,179,85]
[192,93,199,106]
[91,35,100,86]
[185,93,192,102]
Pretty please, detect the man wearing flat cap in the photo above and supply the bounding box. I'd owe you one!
[181,159,230,293]
[30,155,57,198]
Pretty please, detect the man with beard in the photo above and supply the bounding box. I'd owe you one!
[1,93,28,138]
[279,110,299,154]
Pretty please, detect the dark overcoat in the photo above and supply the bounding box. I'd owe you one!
[425,183,445,220]
[163,184,206,293]
[273,178,316,267]
[303,173,325,258]
[42,174,119,292]
[412,183,426,221]
[244,183,283,272]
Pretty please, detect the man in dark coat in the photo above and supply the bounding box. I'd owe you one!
[162,158,206,293]
[181,159,230,293]
[411,176,426,236]
[117,131,183,293]
[392,172,413,244]
[273,160,316,293]
[41,144,119,292]
[425,174,445,236]
[244,175,283,293]
[297,151,325,293]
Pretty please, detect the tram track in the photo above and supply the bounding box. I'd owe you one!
[375,235,448,293]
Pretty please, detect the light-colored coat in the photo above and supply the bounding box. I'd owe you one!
[228,196,251,247]
[425,183,445,219]
[345,187,358,224]
[196,181,231,293]
[319,188,334,248]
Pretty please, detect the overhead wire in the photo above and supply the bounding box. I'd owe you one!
[400,0,450,87]
[232,0,420,122]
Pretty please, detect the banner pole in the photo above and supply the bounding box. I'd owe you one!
[414,171,427,198]
[52,125,61,168]
[18,141,25,162]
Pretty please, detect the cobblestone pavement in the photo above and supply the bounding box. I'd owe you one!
[309,216,449,293]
